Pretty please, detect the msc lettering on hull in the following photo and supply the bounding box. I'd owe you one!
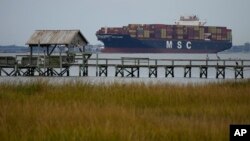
[166,41,192,49]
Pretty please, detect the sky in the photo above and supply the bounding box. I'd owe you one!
[0,0,249,46]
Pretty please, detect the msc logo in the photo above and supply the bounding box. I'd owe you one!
[230,125,250,141]
[166,41,192,49]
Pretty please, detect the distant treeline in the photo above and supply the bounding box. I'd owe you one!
[225,42,250,53]
[0,45,29,53]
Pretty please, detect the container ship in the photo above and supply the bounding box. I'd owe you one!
[96,16,232,53]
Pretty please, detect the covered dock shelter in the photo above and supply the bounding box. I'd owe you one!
[25,30,90,76]
[26,30,89,55]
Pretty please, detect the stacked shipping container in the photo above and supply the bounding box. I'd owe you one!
[96,24,232,41]
[98,27,128,35]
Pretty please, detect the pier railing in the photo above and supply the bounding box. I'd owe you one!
[0,54,250,79]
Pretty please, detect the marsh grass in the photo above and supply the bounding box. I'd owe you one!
[0,80,250,141]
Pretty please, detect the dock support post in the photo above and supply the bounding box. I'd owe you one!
[184,66,191,78]
[82,66,88,76]
[149,60,157,78]
[79,66,81,76]
[165,66,174,78]
[48,68,54,76]
[96,53,98,77]
[200,66,208,78]
[79,53,91,77]
[138,67,140,77]
[115,59,125,77]
[124,67,139,77]
[165,60,175,78]
[235,67,244,79]
[135,67,140,77]
[31,68,35,76]
[98,65,108,77]
[66,68,70,76]
[149,66,157,78]
[23,67,35,76]
[98,59,108,77]
[115,66,124,77]
[216,67,225,79]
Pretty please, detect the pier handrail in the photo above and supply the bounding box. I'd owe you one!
[12,54,250,67]
[121,57,149,66]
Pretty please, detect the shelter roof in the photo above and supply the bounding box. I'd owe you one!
[26,30,88,46]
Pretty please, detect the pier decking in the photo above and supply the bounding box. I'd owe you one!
[0,54,249,79]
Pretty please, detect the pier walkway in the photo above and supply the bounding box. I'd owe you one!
[1,54,250,79]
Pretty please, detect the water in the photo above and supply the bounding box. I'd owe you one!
[0,52,250,84]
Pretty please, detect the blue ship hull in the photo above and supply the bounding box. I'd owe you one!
[97,34,232,53]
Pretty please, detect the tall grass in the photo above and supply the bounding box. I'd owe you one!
[0,80,250,141]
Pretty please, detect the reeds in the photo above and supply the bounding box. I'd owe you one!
[0,80,250,141]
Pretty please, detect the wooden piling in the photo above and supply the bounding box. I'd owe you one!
[149,66,157,78]
[184,66,191,78]
[200,66,208,78]
[165,66,174,78]
[216,67,225,79]
[235,67,244,79]
[115,65,124,77]
[98,65,108,77]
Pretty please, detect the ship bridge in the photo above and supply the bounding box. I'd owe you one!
[175,15,206,26]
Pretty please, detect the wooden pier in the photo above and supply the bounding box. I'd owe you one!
[1,54,250,79]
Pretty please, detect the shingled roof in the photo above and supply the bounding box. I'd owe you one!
[26,30,88,47]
